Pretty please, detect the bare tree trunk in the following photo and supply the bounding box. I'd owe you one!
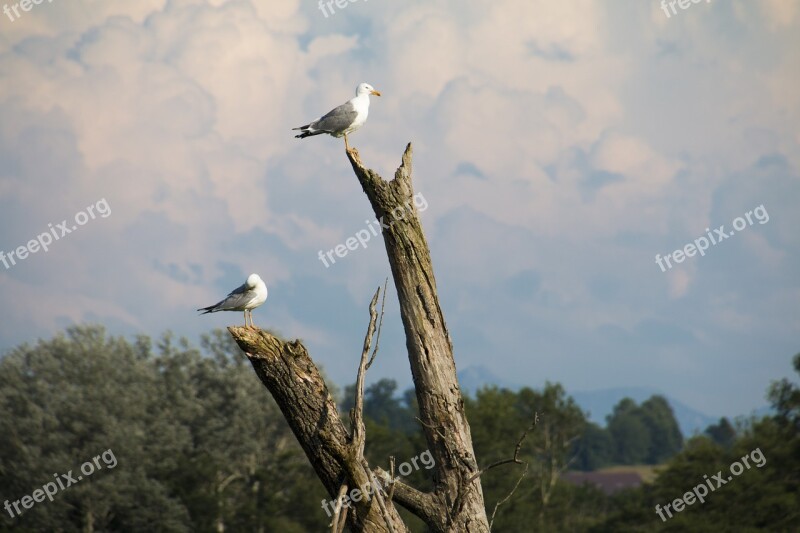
[228,144,490,532]
[83,508,94,533]
[227,328,410,532]
[346,145,490,532]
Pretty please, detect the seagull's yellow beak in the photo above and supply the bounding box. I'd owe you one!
[371,90,382,96]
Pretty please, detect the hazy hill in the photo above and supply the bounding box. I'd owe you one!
[457,365,721,436]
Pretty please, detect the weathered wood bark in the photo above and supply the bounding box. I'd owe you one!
[346,144,490,532]
[227,327,410,532]
[228,144,490,532]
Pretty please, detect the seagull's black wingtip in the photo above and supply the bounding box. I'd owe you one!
[295,130,325,140]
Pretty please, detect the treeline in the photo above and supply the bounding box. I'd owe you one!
[0,326,328,532]
[0,326,797,531]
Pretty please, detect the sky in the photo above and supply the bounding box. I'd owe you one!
[0,0,798,421]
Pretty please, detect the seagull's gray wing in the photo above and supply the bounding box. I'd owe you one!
[198,283,256,313]
[311,101,358,133]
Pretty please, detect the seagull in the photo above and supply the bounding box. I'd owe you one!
[293,82,381,150]
[197,273,268,328]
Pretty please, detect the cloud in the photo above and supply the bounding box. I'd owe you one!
[0,0,798,418]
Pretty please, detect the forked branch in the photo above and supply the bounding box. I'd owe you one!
[453,414,539,530]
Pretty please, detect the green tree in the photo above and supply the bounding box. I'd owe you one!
[0,326,191,532]
[767,353,800,431]
[0,326,329,532]
[594,353,800,531]
[605,396,683,465]
[465,384,608,531]
[607,398,651,464]
[574,422,614,470]
[341,378,418,433]
[704,417,737,449]
[640,396,683,463]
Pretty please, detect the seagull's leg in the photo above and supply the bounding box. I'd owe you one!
[344,134,350,151]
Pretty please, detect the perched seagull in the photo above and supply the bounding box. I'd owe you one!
[293,82,381,150]
[197,273,268,328]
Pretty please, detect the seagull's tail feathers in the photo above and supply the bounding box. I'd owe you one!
[293,127,326,140]
[197,304,219,314]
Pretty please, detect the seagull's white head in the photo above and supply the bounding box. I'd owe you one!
[246,273,262,288]
[357,82,381,97]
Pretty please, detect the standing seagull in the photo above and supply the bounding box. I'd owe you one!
[197,273,268,328]
[293,82,381,150]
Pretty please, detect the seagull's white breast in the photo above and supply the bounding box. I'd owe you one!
[345,94,371,135]
[246,281,268,310]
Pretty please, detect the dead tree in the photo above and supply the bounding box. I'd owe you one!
[228,144,491,531]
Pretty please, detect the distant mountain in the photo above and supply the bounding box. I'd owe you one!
[456,366,726,437]
[749,405,775,420]
[569,387,717,437]
[457,365,519,394]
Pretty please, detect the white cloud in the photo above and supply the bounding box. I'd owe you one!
[0,0,797,417]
